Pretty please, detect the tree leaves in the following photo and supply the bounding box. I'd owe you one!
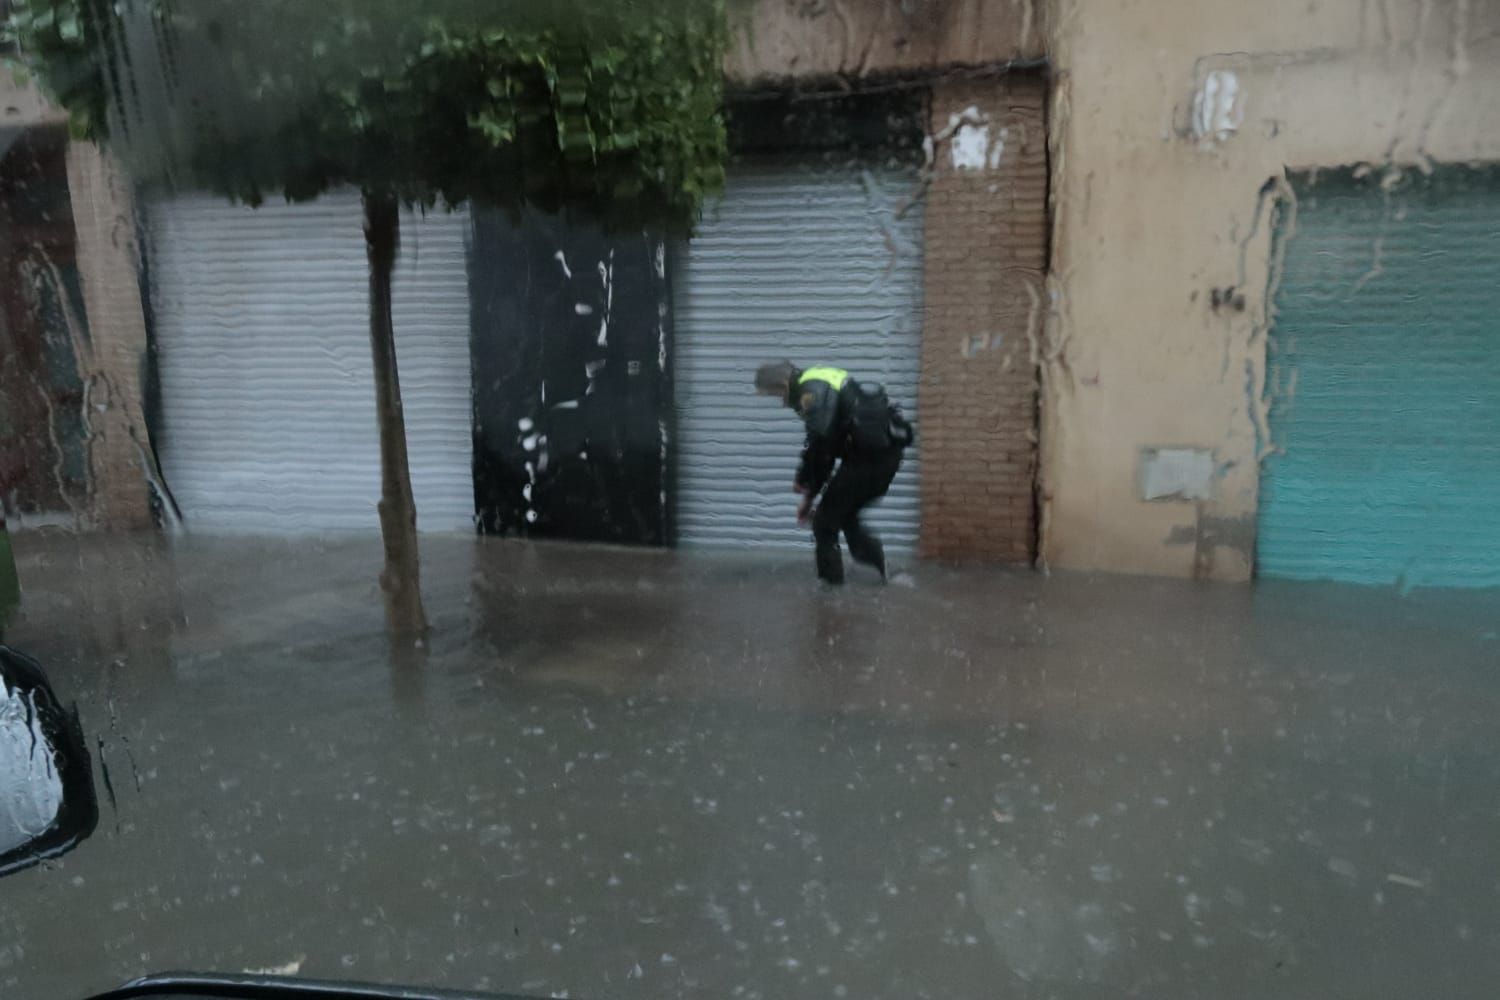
[4,0,729,234]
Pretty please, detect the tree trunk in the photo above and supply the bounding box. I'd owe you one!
[362,190,428,636]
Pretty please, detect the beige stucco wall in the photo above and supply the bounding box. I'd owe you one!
[1041,0,1500,580]
[64,142,154,530]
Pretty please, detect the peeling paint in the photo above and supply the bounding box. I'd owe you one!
[1250,174,1299,463]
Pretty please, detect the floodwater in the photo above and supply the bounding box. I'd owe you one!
[1,532,1497,999]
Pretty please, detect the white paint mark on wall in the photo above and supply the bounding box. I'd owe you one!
[945,105,999,171]
[951,123,991,170]
[1140,448,1217,501]
[988,127,1008,170]
[657,297,669,374]
[1192,70,1242,144]
[554,251,572,279]
[962,332,1005,359]
[658,415,670,538]
[597,250,615,347]
[575,303,594,316]
[584,360,606,396]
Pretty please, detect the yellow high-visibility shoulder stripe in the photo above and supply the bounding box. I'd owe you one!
[799,367,849,390]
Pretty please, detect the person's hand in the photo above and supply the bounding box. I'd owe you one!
[793,482,807,495]
[796,496,813,526]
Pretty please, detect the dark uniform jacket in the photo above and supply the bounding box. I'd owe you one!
[790,367,862,495]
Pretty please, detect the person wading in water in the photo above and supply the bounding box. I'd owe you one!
[754,360,913,584]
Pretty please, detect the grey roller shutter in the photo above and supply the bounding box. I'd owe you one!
[146,191,475,534]
[673,160,925,551]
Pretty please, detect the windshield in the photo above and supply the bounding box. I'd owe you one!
[2,1,1499,998]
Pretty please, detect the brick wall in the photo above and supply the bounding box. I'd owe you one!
[917,74,1047,562]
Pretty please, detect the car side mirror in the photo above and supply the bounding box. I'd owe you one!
[0,645,98,878]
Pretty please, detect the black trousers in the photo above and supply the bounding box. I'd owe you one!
[811,448,903,583]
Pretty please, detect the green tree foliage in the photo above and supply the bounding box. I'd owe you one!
[5,0,729,634]
[3,0,728,232]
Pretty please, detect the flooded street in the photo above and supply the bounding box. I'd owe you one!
[1,533,1498,998]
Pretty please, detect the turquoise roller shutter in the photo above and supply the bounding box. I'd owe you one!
[1257,168,1500,588]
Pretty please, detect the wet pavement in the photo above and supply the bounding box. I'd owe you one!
[0,531,1498,999]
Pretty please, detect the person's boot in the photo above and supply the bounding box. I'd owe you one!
[815,539,845,585]
[845,522,886,582]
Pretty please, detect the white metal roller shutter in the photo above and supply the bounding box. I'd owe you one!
[673,160,925,551]
[147,190,474,534]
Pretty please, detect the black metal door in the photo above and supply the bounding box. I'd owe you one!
[470,208,671,545]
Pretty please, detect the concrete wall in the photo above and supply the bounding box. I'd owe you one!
[726,0,1043,84]
[64,142,153,530]
[1040,0,1500,580]
[918,75,1047,562]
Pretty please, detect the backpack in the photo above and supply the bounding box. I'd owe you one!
[849,382,914,453]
